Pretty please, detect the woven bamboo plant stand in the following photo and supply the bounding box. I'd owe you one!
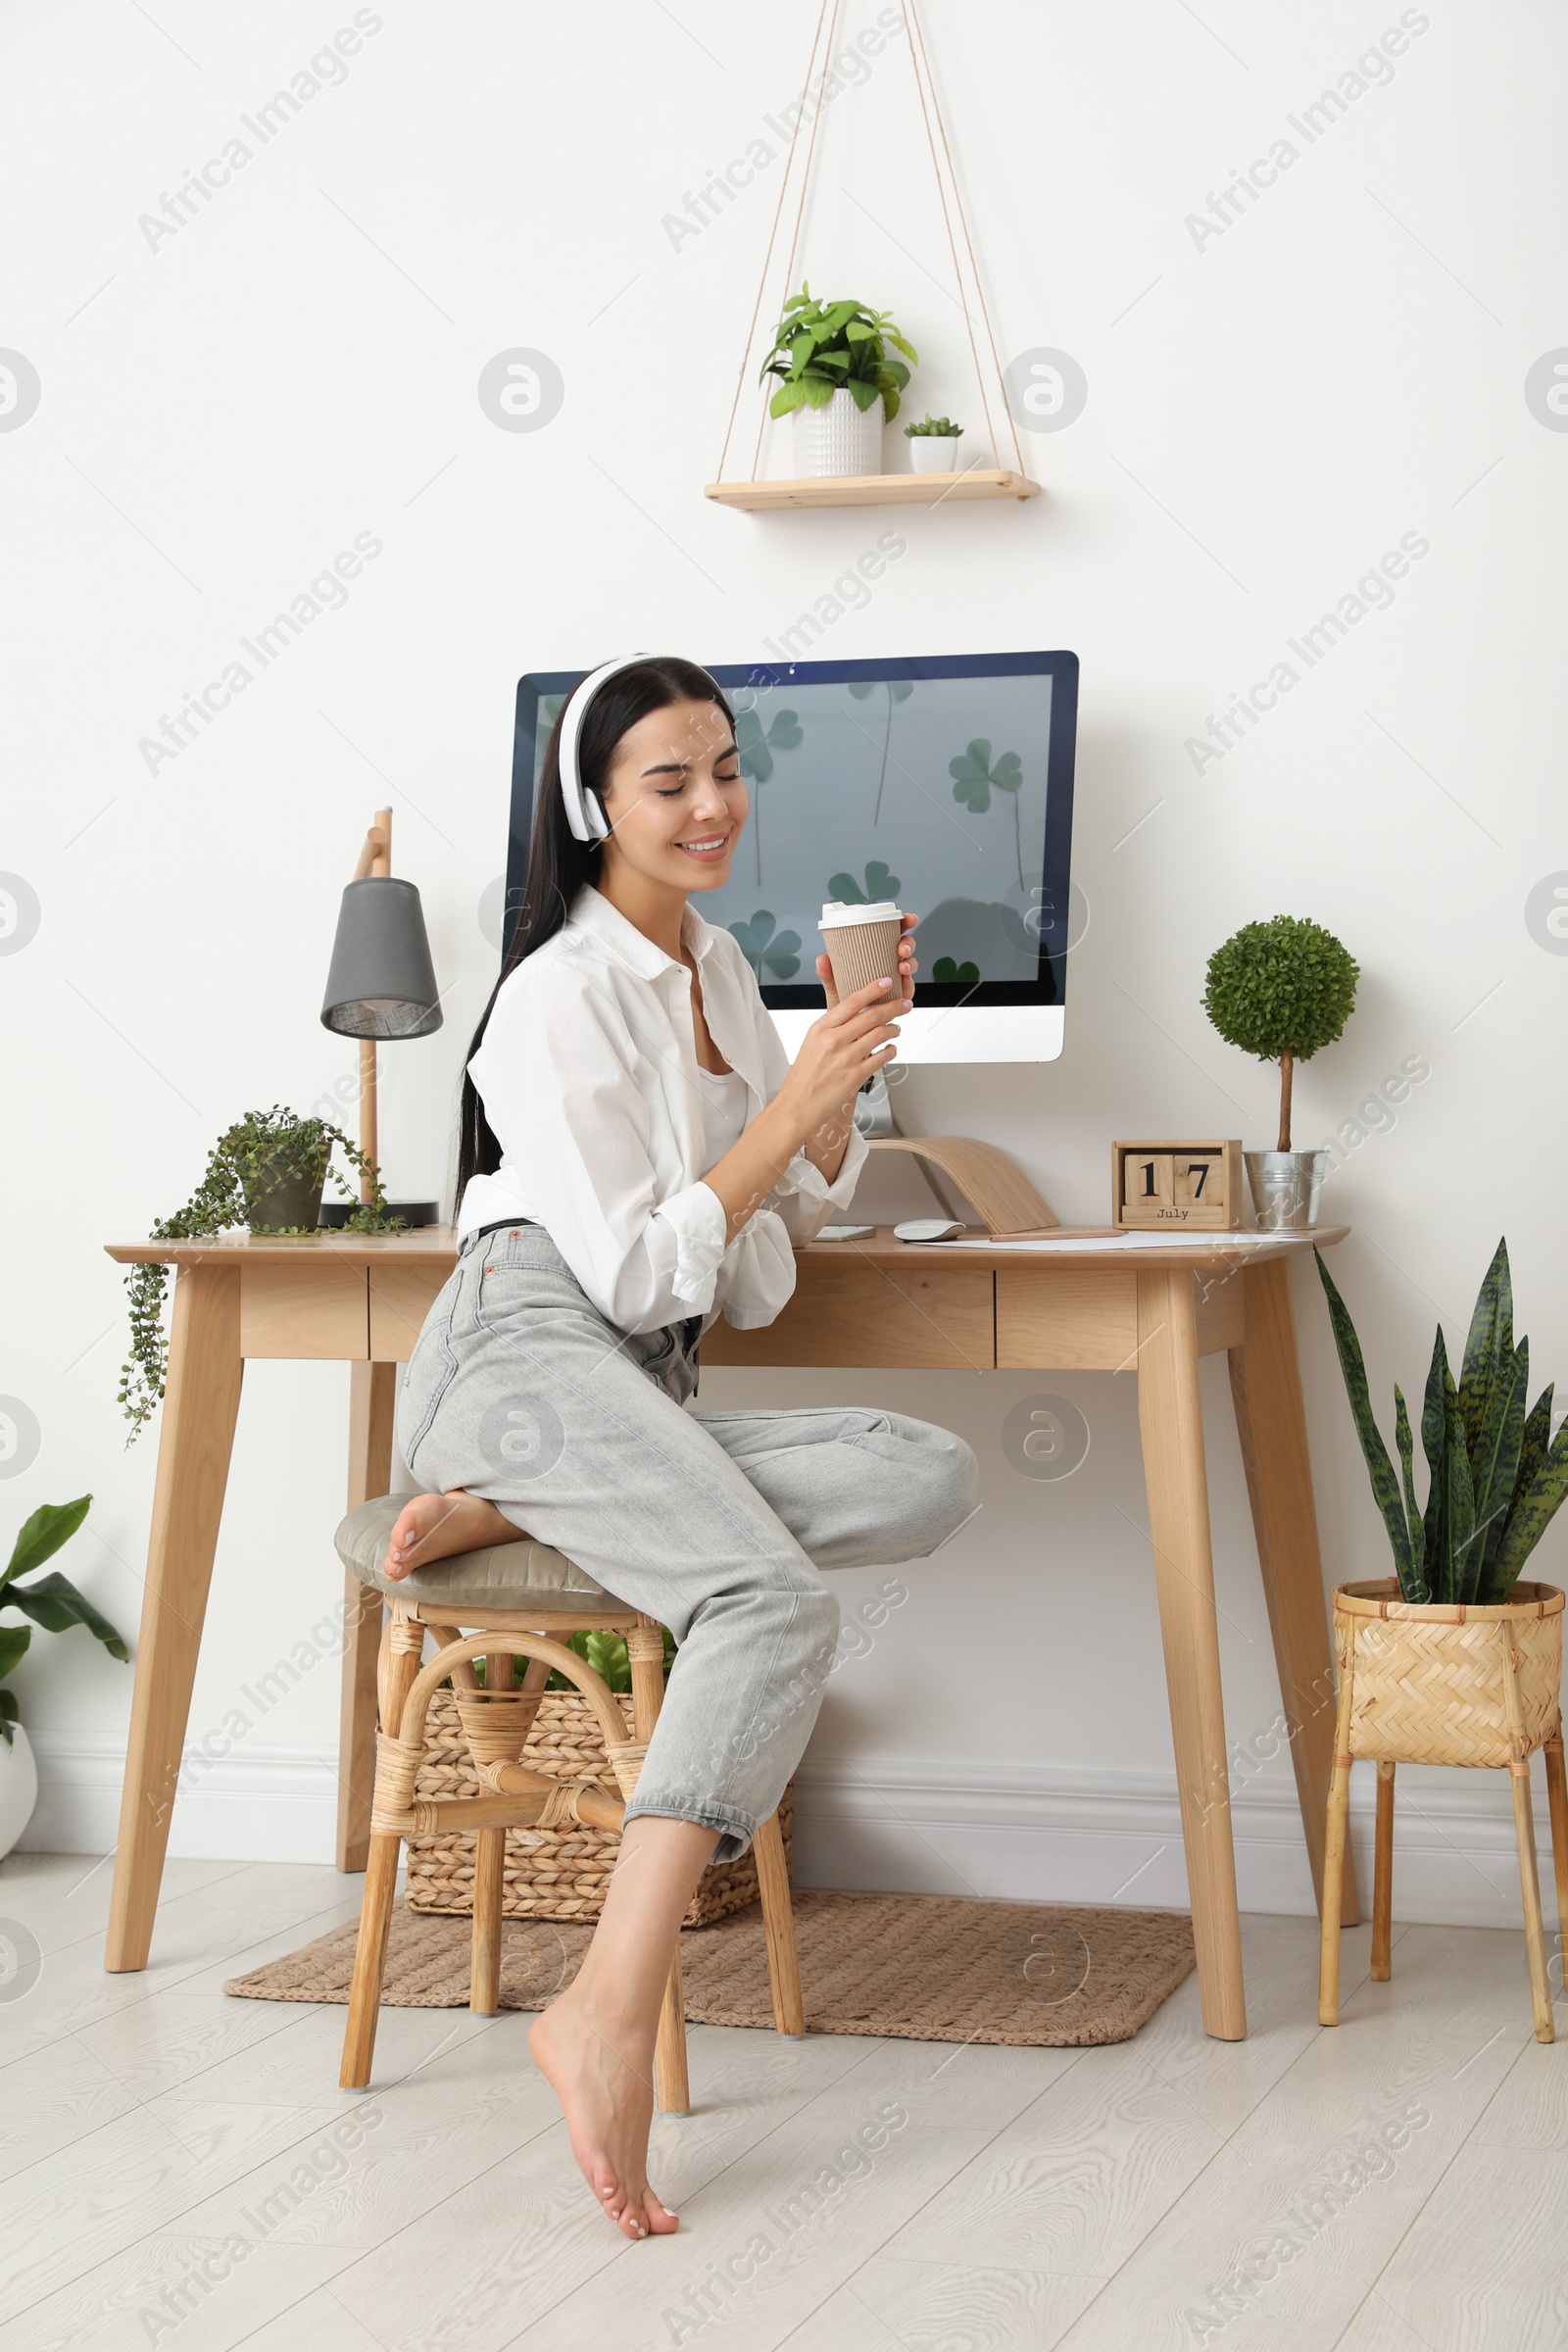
[1319,1580,1568,2042]
[340,1595,804,2110]
[404,1686,791,1929]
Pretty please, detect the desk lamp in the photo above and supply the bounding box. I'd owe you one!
[319,805,443,1225]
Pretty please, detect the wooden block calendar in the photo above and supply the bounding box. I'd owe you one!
[1112,1139,1245,1232]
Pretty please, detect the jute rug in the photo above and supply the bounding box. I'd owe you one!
[225,1892,1195,2047]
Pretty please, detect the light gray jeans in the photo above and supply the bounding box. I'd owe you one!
[395,1221,979,1861]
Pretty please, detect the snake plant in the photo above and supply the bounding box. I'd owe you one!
[1315,1241,1568,1605]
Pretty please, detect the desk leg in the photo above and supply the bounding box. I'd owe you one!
[337,1360,396,1873]
[1229,1256,1361,1929]
[106,1266,244,1972]
[1136,1267,1247,2039]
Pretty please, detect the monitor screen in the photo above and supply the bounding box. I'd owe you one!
[508,650,1078,1047]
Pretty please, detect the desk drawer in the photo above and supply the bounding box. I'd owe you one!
[369,1263,453,1361]
[997,1266,1139,1370]
[703,1261,995,1369]
[239,1261,368,1358]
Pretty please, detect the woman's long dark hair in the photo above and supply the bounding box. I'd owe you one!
[455,656,735,1208]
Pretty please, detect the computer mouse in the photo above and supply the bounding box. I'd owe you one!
[892,1218,966,1242]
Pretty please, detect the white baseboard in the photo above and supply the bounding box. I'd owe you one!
[22,1733,342,1868]
[791,1755,1559,1929]
[21,1736,1557,1929]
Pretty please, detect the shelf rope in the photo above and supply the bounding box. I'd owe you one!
[712,0,839,487]
[905,0,1026,479]
[746,0,848,484]
[713,0,1026,487]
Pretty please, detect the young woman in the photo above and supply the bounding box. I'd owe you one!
[383,655,979,2241]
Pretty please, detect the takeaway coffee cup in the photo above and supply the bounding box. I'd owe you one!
[819,899,906,1001]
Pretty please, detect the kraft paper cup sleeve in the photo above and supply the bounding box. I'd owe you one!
[822,914,904,998]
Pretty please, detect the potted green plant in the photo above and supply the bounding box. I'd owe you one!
[760,283,916,478]
[119,1106,403,1441]
[1,1495,128,1858]
[904,413,965,473]
[1313,1242,1568,2034]
[1318,1241,1568,1610]
[1201,915,1359,1227]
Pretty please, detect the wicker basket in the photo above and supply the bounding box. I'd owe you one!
[404,1685,791,1928]
[1334,1579,1564,1768]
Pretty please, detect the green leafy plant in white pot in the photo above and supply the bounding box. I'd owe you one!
[0,1496,128,1858]
[1202,915,1360,1227]
[760,284,915,478]
[904,413,965,473]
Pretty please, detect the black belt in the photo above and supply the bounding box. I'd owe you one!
[470,1216,538,1245]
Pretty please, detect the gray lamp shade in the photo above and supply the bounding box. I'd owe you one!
[320,876,443,1041]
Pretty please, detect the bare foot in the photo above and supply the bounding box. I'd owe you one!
[528,1991,679,2239]
[383,1490,521,1580]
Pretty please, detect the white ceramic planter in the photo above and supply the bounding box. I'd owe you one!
[793,388,884,478]
[908,435,963,473]
[0,1725,37,1861]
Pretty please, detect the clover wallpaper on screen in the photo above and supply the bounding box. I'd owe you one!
[532,670,1055,984]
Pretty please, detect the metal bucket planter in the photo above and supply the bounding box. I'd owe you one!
[1245,1149,1327,1228]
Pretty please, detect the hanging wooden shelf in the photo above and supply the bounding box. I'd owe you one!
[709,1,1035,515]
[705,467,1040,513]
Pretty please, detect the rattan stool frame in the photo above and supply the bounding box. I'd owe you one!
[1318,1579,1568,2043]
[339,1592,804,2109]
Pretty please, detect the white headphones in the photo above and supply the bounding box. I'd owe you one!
[557,653,651,844]
[557,653,726,843]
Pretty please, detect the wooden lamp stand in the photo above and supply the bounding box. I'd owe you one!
[350,805,392,1206]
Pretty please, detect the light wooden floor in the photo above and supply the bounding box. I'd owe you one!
[0,1852,1563,2351]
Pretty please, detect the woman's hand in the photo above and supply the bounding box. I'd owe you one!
[778,972,906,1142]
[785,912,919,1144]
[703,914,917,1241]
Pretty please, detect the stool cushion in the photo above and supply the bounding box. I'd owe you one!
[334,1494,618,1613]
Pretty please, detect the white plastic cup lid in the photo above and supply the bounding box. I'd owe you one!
[820,900,902,927]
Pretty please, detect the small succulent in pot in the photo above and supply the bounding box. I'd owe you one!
[904,413,967,473]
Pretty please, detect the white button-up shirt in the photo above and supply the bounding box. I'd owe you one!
[457,883,869,1336]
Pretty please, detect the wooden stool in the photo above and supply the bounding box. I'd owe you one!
[1319,1580,1568,2043]
[333,1496,805,2109]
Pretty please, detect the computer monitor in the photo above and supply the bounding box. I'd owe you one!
[507,650,1078,1062]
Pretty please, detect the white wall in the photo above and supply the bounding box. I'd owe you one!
[6,1,1566,1927]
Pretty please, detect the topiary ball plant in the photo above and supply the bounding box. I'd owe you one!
[1202,916,1359,1152]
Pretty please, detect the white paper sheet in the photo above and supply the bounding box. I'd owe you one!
[944,1230,1287,1251]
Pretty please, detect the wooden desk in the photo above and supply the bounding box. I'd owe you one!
[101,1222,1357,2040]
